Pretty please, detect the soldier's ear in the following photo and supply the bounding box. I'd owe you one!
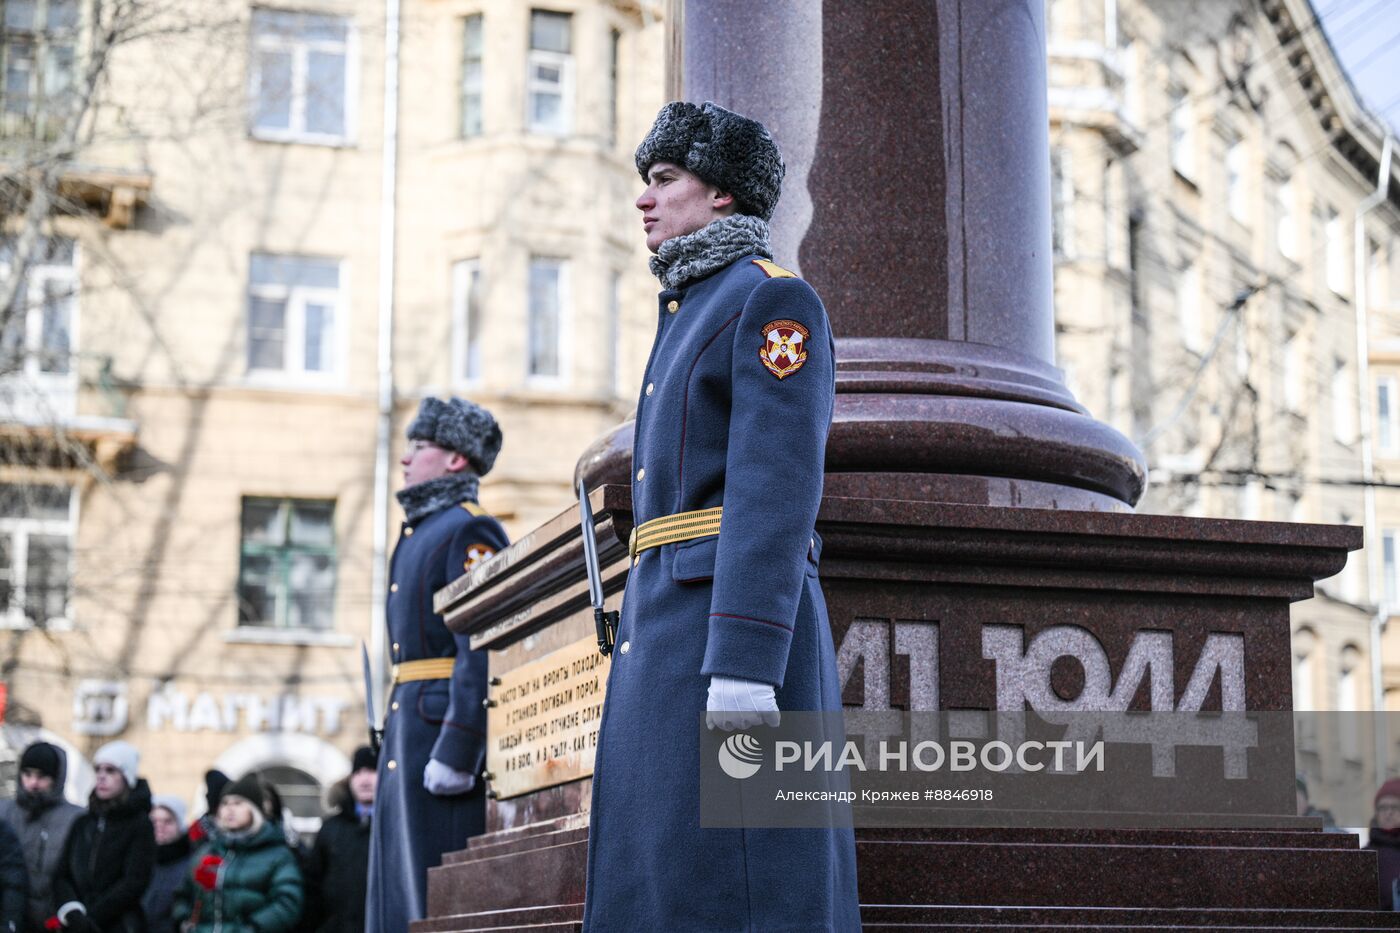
[712,189,736,212]
[444,451,471,474]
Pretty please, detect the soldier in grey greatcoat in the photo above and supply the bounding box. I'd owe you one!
[365,397,508,933]
[581,102,861,931]
[0,742,80,933]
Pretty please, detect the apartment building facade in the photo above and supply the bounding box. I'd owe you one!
[1046,0,1400,811]
[0,0,664,826]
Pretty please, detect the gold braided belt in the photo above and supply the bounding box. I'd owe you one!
[391,657,455,684]
[628,506,723,558]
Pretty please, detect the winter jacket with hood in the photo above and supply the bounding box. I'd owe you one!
[303,780,369,933]
[172,818,303,933]
[52,779,156,933]
[0,749,82,932]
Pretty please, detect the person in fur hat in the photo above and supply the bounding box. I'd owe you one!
[365,398,508,933]
[581,101,859,931]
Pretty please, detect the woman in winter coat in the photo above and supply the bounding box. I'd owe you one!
[51,741,156,933]
[0,742,80,932]
[172,775,303,933]
[141,796,193,933]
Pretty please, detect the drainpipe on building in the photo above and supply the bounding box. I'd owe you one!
[369,0,403,728]
[1357,132,1393,773]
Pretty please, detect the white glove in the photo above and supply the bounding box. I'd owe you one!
[706,675,780,731]
[423,758,476,796]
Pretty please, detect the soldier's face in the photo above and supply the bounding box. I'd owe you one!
[637,162,735,253]
[401,439,469,489]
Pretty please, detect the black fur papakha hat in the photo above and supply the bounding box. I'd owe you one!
[635,101,785,221]
[407,397,502,476]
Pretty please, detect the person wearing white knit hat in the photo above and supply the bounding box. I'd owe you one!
[51,741,154,933]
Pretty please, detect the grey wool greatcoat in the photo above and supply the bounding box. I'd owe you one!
[365,500,508,933]
[582,255,861,932]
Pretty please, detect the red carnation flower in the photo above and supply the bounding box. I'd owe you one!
[43,917,60,931]
[193,854,224,891]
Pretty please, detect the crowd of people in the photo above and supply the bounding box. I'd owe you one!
[0,740,377,933]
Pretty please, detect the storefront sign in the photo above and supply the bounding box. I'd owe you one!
[147,687,347,735]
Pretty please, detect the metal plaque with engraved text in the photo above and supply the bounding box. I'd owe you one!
[486,636,611,800]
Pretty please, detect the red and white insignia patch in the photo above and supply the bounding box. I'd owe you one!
[760,319,810,380]
[464,544,496,571]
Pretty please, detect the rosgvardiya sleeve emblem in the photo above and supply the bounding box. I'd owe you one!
[464,543,496,571]
[760,319,810,380]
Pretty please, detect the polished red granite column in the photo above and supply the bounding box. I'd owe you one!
[581,0,1146,511]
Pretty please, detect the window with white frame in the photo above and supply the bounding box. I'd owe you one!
[526,9,572,136]
[246,253,342,380]
[1050,147,1072,259]
[0,483,73,629]
[250,9,353,144]
[452,259,482,384]
[1226,138,1247,223]
[1379,377,1398,454]
[238,497,336,630]
[0,235,75,380]
[1176,260,1201,352]
[1169,87,1195,181]
[1331,356,1353,443]
[460,13,483,138]
[1,0,77,140]
[528,257,566,380]
[1325,205,1346,295]
[1276,175,1297,260]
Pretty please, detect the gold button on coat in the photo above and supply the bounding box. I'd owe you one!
[666,300,679,313]
[387,760,397,770]
[646,383,654,396]
[393,642,400,652]
[620,641,631,654]
[391,701,399,711]
[637,468,645,481]
[403,527,413,536]
[390,583,399,593]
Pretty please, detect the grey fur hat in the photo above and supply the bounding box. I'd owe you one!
[635,101,785,221]
[406,397,502,476]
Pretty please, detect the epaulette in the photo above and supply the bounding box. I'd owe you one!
[752,258,798,279]
[460,502,488,518]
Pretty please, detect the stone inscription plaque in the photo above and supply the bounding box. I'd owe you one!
[486,636,611,800]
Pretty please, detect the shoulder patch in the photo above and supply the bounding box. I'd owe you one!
[460,502,488,518]
[752,259,797,279]
[760,319,811,380]
[464,543,497,571]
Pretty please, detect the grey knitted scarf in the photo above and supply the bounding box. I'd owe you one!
[396,472,481,523]
[649,214,773,290]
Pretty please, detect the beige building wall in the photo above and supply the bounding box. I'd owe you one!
[0,0,665,828]
[1047,0,1400,803]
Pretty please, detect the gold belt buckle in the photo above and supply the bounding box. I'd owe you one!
[628,526,639,559]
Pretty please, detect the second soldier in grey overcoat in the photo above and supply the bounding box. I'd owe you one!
[366,397,509,933]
